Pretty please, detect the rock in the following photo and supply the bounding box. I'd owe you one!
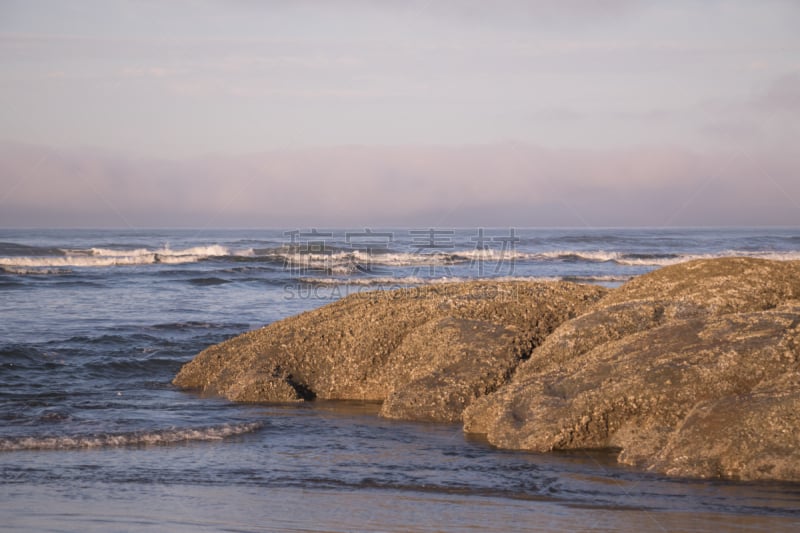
[601,257,800,312]
[175,257,800,481]
[463,258,800,481]
[514,257,800,383]
[466,304,800,449]
[379,317,519,423]
[649,372,800,480]
[173,281,606,412]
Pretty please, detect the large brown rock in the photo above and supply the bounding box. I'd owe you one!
[173,281,605,414]
[175,257,800,481]
[463,258,800,481]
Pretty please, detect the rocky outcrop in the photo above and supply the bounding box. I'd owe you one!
[378,316,520,422]
[463,258,800,480]
[648,369,800,480]
[175,258,800,481]
[173,281,606,421]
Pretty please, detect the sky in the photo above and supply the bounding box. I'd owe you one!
[0,0,799,228]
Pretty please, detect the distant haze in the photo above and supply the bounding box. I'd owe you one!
[1,1,798,228]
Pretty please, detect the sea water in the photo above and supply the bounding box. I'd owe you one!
[1,228,800,532]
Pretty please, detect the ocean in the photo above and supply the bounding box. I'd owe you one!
[2,227,800,532]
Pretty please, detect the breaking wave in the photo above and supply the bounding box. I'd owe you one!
[0,422,264,452]
[613,250,800,266]
[0,266,72,275]
[0,245,238,270]
[87,245,231,258]
[3,242,798,275]
[533,250,800,266]
[280,250,462,270]
[271,248,800,270]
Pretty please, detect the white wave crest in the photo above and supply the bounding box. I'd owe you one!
[0,266,72,275]
[0,422,263,452]
[449,249,531,261]
[280,250,465,268]
[530,249,800,267]
[90,244,230,259]
[0,245,231,269]
[537,250,622,262]
[616,250,800,266]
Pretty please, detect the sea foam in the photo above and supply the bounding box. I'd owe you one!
[0,245,232,269]
[0,422,263,451]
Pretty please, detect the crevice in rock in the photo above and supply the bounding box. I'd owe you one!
[285,376,316,401]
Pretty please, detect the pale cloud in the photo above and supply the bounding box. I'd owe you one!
[757,71,800,112]
[119,66,182,78]
[696,71,800,150]
[1,142,797,228]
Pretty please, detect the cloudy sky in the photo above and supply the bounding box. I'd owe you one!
[1,0,798,227]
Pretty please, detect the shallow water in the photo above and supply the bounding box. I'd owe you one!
[4,401,800,532]
[2,228,800,531]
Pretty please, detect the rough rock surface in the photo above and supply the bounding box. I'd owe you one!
[649,370,800,480]
[463,258,800,481]
[173,281,605,421]
[379,317,519,422]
